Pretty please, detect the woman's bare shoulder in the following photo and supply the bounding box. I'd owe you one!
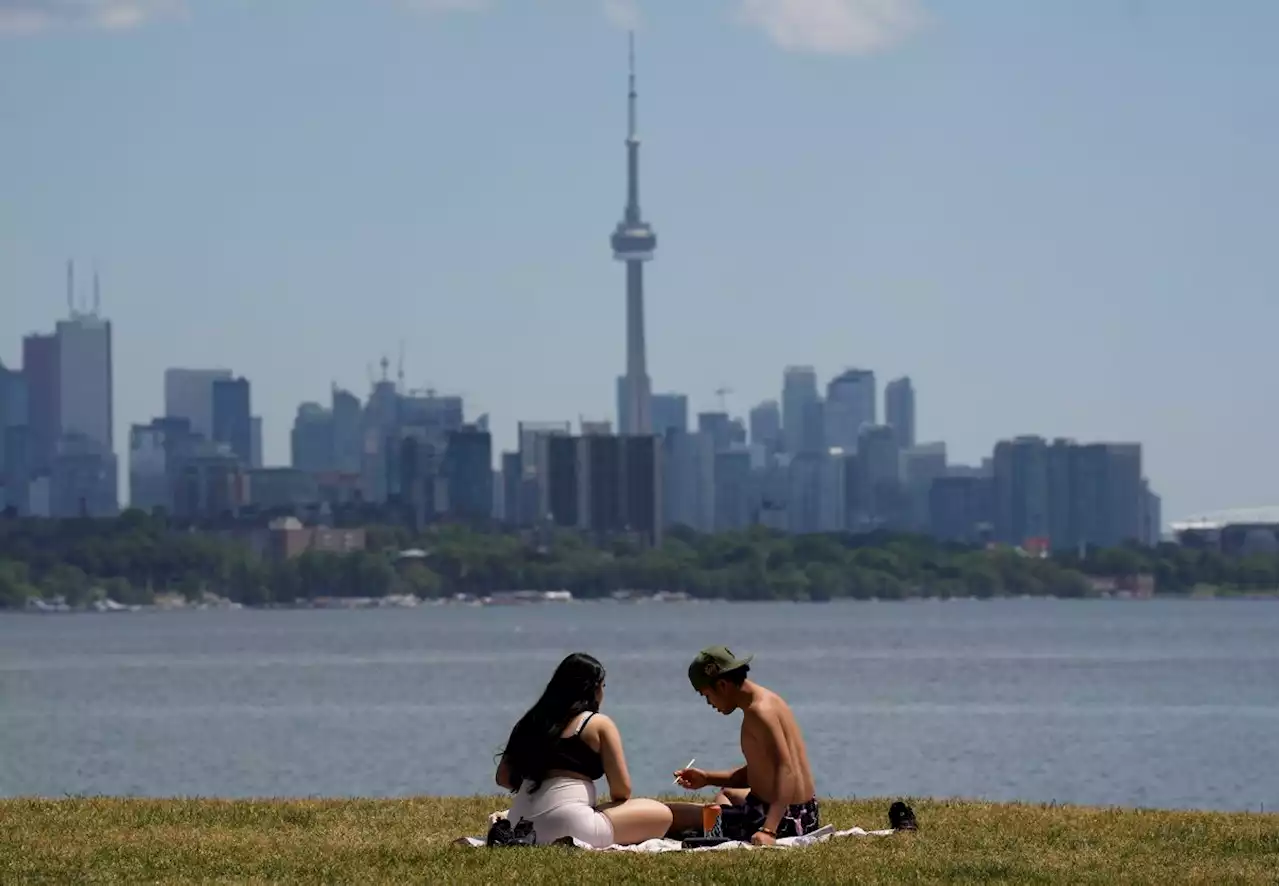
[586,711,617,730]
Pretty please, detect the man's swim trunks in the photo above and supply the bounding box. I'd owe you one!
[715,793,821,840]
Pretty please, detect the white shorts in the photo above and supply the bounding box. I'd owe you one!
[508,776,616,848]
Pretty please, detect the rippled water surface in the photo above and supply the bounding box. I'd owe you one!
[1,598,1275,810]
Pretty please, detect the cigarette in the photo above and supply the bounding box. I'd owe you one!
[673,758,695,785]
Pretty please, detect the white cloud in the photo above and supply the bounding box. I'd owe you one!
[601,0,640,30]
[0,0,181,34]
[0,0,926,53]
[398,0,489,13]
[735,0,926,55]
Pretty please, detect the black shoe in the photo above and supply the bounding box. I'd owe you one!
[485,817,538,847]
[485,818,514,846]
[889,801,918,832]
[512,818,537,845]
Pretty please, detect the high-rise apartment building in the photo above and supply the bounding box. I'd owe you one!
[885,376,915,451]
[855,424,903,529]
[824,369,876,453]
[697,411,733,453]
[331,387,363,474]
[781,366,819,454]
[442,425,493,521]
[929,475,994,544]
[660,429,700,530]
[992,435,1050,546]
[650,392,689,437]
[748,400,782,454]
[516,420,572,524]
[713,449,752,532]
[901,441,946,531]
[545,434,580,527]
[291,402,335,473]
[995,436,1145,550]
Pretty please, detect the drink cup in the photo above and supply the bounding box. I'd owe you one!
[702,804,722,837]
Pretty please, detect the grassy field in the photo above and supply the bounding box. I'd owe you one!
[1,795,1275,885]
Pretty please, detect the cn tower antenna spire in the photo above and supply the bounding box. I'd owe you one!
[628,30,637,141]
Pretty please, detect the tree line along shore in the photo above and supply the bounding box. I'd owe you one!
[0,511,1275,610]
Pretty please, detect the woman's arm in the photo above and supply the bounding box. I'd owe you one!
[595,715,632,802]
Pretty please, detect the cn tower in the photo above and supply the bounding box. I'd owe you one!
[611,32,656,436]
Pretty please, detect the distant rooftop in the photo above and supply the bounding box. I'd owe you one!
[1169,506,1279,531]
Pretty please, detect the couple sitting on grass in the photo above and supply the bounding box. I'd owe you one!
[493,646,819,848]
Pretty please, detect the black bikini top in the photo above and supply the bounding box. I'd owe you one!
[546,712,604,781]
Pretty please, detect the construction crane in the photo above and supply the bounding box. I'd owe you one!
[714,386,733,412]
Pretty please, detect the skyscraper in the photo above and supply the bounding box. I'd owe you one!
[824,369,876,452]
[291,402,334,473]
[249,416,263,469]
[442,425,493,521]
[55,267,113,455]
[212,377,252,464]
[992,435,1050,546]
[885,376,916,451]
[20,332,59,476]
[165,368,232,440]
[781,366,819,454]
[856,424,903,528]
[748,400,782,453]
[611,34,657,436]
[0,362,29,512]
[650,392,688,436]
[52,264,116,514]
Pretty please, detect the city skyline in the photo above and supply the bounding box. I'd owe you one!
[0,291,1173,551]
[1,0,1275,521]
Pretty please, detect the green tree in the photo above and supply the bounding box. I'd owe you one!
[42,563,92,607]
[398,562,443,598]
[0,560,36,608]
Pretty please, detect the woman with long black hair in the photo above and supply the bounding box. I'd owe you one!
[495,652,672,846]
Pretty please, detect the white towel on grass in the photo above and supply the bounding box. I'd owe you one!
[458,811,896,852]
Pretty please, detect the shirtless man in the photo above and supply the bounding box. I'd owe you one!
[667,646,818,846]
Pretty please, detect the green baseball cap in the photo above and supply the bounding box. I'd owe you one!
[688,645,754,690]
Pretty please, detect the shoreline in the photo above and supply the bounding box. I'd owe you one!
[6,589,1277,615]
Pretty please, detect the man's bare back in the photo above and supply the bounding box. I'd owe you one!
[738,684,815,807]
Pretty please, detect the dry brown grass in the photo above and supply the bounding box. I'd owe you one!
[1,795,1275,884]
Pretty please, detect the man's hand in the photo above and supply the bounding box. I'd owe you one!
[673,768,709,790]
[750,830,776,846]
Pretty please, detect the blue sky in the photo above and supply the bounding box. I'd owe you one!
[0,0,1275,521]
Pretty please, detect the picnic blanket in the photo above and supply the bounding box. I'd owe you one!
[456,810,896,852]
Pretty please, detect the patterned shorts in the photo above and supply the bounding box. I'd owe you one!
[714,793,821,840]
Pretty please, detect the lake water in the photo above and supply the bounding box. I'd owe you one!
[1,599,1275,812]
